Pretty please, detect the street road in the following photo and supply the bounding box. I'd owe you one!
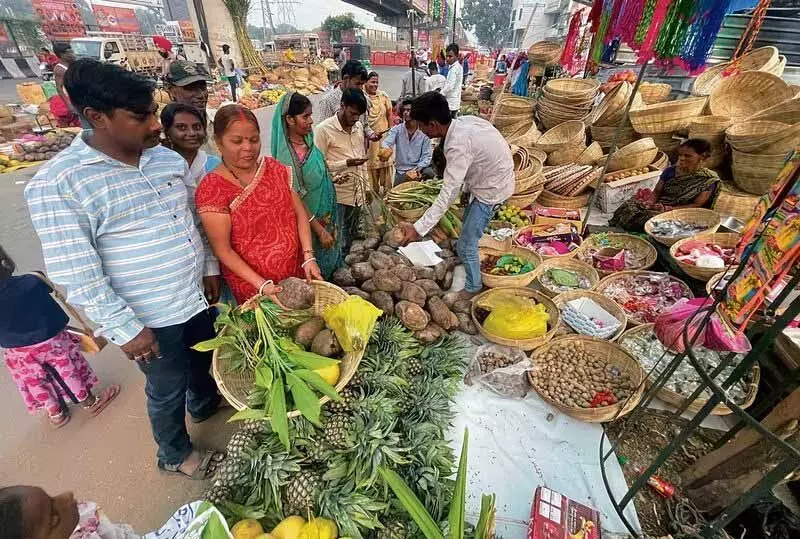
[0,67,406,532]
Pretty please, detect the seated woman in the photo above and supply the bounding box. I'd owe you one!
[195,105,322,305]
[610,139,720,232]
[272,92,343,280]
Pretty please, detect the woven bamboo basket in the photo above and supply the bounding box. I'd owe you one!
[575,142,604,165]
[528,40,562,65]
[471,287,560,351]
[688,115,733,138]
[589,82,631,126]
[713,182,760,222]
[515,170,544,194]
[638,82,673,104]
[545,78,600,98]
[692,63,729,97]
[537,189,592,210]
[669,232,741,281]
[507,188,543,209]
[535,120,586,152]
[692,47,781,96]
[746,96,800,124]
[547,142,586,166]
[651,151,670,170]
[552,290,628,341]
[528,148,548,163]
[528,336,645,422]
[791,85,800,97]
[590,125,638,149]
[386,181,428,220]
[596,91,644,128]
[769,55,788,77]
[710,71,793,120]
[479,246,543,288]
[512,144,532,170]
[499,120,534,140]
[494,112,533,128]
[507,124,542,148]
[628,97,708,134]
[619,324,759,415]
[514,224,583,260]
[575,233,658,278]
[542,87,596,107]
[606,138,658,172]
[595,271,694,326]
[731,148,787,195]
[649,131,680,153]
[644,208,721,247]
[212,281,362,412]
[725,120,799,154]
[496,96,536,115]
[532,258,600,299]
[706,266,738,297]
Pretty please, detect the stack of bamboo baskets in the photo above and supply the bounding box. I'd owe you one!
[692,46,786,97]
[628,97,708,154]
[726,119,800,194]
[534,120,587,166]
[688,116,732,169]
[510,145,546,207]
[537,78,599,130]
[493,95,535,139]
[588,82,641,150]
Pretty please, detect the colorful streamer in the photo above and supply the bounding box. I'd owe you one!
[680,0,734,73]
[614,0,647,48]
[560,9,585,74]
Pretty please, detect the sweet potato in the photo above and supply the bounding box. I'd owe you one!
[344,287,370,301]
[414,266,436,281]
[415,279,443,298]
[294,316,326,348]
[398,281,427,306]
[392,265,416,282]
[368,251,394,271]
[311,329,342,358]
[370,291,394,314]
[442,270,454,291]
[383,227,405,248]
[332,267,356,287]
[351,262,375,282]
[391,254,411,267]
[361,279,377,293]
[277,277,315,310]
[456,312,478,335]
[442,291,461,308]
[452,299,472,314]
[395,300,430,331]
[373,269,402,293]
[344,252,367,266]
[427,296,459,331]
[415,323,444,344]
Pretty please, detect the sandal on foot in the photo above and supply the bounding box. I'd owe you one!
[84,384,120,417]
[49,411,70,429]
[158,449,225,480]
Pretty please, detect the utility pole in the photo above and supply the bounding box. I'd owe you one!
[451,0,457,43]
[261,0,276,38]
[409,9,416,97]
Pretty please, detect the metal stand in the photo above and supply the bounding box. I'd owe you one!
[599,200,800,536]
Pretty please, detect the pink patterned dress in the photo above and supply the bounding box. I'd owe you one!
[4,331,98,416]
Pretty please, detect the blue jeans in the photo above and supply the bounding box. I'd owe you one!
[458,199,496,292]
[137,310,220,466]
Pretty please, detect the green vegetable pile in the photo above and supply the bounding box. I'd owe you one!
[481,254,536,276]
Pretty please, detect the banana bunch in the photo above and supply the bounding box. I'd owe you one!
[260,89,286,105]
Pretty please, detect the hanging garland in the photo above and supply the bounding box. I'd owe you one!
[560,9,585,75]
[635,0,658,45]
[653,0,695,63]
[590,0,616,64]
[679,0,735,73]
[613,0,647,48]
[636,0,673,64]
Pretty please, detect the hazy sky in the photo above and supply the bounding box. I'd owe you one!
[248,0,395,33]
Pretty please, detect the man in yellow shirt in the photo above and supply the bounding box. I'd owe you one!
[314,88,369,251]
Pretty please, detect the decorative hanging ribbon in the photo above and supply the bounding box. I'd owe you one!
[590,0,616,63]
[679,0,735,73]
[560,9,586,74]
[613,0,647,49]
[637,0,673,64]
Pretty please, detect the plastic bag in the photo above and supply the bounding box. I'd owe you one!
[483,301,549,340]
[705,313,751,353]
[654,298,710,353]
[323,296,382,352]
[465,344,531,398]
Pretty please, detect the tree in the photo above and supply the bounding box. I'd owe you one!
[461,0,513,50]
[321,13,363,41]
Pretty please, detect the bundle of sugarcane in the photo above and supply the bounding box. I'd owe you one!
[543,164,601,197]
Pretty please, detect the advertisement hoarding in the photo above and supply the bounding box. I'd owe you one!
[31,0,87,40]
[93,6,142,34]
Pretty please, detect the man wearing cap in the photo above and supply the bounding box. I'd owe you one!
[153,36,177,79]
[165,60,217,155]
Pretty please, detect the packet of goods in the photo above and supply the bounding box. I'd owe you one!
[479,294,550,340]
[562,297,621,339]
[465,343,531,398]
[591,247,626,272]
[528,486,601,539]
[323,296,382,352]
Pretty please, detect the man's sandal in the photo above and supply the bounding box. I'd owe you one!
[158,449,225,480]
[84,385,121,417]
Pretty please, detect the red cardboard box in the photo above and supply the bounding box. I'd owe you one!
[528,487,601,539]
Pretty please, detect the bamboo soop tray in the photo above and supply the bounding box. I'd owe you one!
[212,281,363,413]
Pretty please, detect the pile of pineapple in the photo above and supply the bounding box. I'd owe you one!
[206,318,468,539]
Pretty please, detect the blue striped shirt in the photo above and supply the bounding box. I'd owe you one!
[24,134,210,345]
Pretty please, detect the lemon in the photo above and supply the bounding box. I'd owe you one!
[233,519,265,539]
[313,363,340,386]
[272,516,307,539]
[255,534,276,539]
[298,518,338,539]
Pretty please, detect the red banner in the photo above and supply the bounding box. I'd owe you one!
[93,6,142,34]
[31,0,87,40]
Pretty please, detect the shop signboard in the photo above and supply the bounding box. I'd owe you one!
[155,22,182,42]
[31,0,87,40]
[93,6,142,34]
[178,20,197,41]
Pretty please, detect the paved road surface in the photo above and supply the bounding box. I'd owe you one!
[0,67,405,533]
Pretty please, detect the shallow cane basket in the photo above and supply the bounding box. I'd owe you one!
[535,120,586,152]
[606,138,658,172]
[628,97,708,134]
[669,232,742,282]
[552,290,628,342]
[575,232,657,278]
[471,286,560,351]
[212,281,363,413]
[528,336,645,422]
[619,324,759,415]
[479,246,543,288]
[731,149,788,195]
[713,182,760,222]
[386,181,428,221]
[595,271,694,326]
[645,208,722,247]
[531,258,600,299]
[709,71,794,120]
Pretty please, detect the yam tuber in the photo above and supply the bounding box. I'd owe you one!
[277,277,315,310]
[368,251,394,271]
[392,265,416,282]
[311,329,342,358]
[350,262,375,282]
[427,296,459,331]
[373,269,402,293]
[370,291,395,314]
[332,267,356,287]
[294,317,326,348]
[398,282,427,306]
[395,300,430,331]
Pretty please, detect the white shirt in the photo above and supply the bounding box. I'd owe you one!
[221,53,235,77]
[441,61,463,111]
[426,74,446,93]
[414,116,515,237]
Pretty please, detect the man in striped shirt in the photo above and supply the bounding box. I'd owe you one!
[25,59,224,479]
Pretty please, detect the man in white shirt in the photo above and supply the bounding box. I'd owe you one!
[425,61,446,93]
[440,43,463,118]
[397,92,514,296]
[219,44,237,102]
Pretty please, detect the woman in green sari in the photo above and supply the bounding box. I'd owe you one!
[272,92,343,278]
[610,139,721,232]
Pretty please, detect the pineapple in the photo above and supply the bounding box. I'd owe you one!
[376,519,409,539]
[204,483,231,506]
[282,469,321,515]
[302,441,330,464]
[226,429,256,460]
[327,386,358,414]
[404,358,425,378]
[242,418,268,436]
[323,413,354,449]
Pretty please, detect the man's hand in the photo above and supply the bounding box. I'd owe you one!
[406,169,420,181]
[121,327,161,363]
[346,158,367,167]
[316,228,335,249]
[203,275,222,304]
[368,132,381,142]
[397,222,421,246]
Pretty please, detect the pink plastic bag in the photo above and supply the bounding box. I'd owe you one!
[654,298,710,353]
[705,314,752,353]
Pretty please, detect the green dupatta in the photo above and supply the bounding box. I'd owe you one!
[271,92,343,279]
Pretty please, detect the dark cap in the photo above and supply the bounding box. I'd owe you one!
[165,60,210,86]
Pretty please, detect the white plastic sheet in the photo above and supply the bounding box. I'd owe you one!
[448,384,641,539]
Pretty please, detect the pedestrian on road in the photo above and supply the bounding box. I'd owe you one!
[396,92,514,296]
[381,99,434,186]
[314,88,369,252]
[50,42,79,128]
[425,61,446,93]
[0,246,119,428]
[441,43,464,118]
[25,59,225,480]
[195,105,323,305]
[219,44,237,102]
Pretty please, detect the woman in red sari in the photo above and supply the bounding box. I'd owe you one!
[195,105,322,304]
